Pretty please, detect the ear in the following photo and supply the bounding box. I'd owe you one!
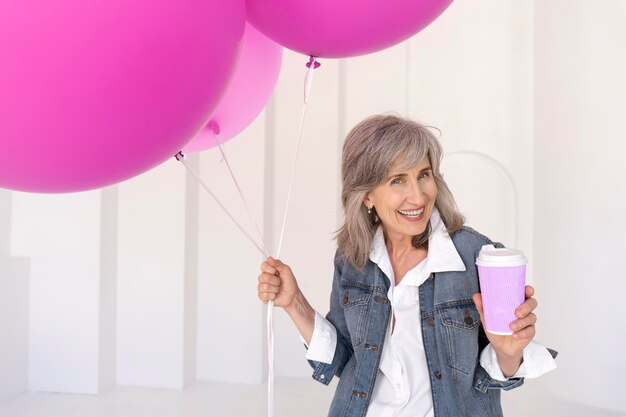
[363,193,373,209]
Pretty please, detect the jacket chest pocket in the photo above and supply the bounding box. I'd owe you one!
[340,283,372,346]
[438,301,481,375]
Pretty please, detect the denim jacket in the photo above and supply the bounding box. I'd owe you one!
[308,226,558,417]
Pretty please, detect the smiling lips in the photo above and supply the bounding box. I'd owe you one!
[397,207,425,222]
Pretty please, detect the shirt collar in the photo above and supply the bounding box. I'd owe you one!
[369,207,466,286]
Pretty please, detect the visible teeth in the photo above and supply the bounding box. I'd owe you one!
[398,208,424,216]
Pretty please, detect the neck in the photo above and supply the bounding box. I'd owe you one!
[383,231,428,284]
[383,232,416,259]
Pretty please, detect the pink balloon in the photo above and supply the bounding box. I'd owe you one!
[0,0,245,193]
[246,0,453,58]
[184,23,282,153]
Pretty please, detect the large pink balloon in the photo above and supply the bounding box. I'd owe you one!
[246,0,453,58]
[184,23,282,153]
[0,1,245,193]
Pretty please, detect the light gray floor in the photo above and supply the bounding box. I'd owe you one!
[1,377,624,417]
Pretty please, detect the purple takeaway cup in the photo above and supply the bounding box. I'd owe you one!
[475,245,527,335]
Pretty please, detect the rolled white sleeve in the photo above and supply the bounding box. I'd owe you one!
[302,311,337,364]
[480,340,557,382]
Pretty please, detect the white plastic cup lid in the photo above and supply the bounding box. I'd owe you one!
[475,244,527,267]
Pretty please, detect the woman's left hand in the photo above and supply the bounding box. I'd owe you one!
[472,285,538,375]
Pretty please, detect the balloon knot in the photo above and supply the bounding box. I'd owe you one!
[175,151,184,161]
[207,120,221,135]
[306,56,321,69]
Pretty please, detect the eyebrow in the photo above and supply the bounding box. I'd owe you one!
[386,167,432,181]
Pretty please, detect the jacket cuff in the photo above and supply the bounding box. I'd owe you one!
[473,363,525,393]
[308,339,352,386]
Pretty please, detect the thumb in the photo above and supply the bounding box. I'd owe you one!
[267,257,288,273]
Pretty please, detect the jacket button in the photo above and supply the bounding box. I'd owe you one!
[365,343,379,351]
[342,290,349,305]
[374,296,389,304]
[427,318,435,327]
[352,390,368,399]
[434,371,442,380]
[464,309,474,326]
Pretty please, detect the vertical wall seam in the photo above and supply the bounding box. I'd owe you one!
[99,185,118,391]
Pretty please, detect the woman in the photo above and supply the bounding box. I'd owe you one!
[258,115,557,417]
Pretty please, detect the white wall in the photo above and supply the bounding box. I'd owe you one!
[0,256,29,402]
[533,0,626,413]
[0,190,30,403]
[11,191,106,394]
[116,159,195,389]
[1,1,625,415]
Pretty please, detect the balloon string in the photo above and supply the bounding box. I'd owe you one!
[215,140,271,257]
[210,137,277,417]
[176,55,320,417]
[268,56,319,417]
[267,298,275,417]
[175,152,265,256]
[276,56,319,259]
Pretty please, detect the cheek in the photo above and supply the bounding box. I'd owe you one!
[428,182,438,200]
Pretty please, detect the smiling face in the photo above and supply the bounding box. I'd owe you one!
[363,155,438,246]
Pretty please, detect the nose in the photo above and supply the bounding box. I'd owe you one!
[406,179,425,205]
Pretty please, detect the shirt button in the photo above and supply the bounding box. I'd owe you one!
[427,318,435,327]
[427,273,434,281]
[320,374,325,379]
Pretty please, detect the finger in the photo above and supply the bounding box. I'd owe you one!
[472,293,483,314]
[258,283,280,294]
[258,273,281,286]
[516,297,538,318]
[472,293,485,324]
[525,285,535,298]
[260,261,278,275]
[510,313,537,332]
[513,324,535,341]
[258,292,276,304]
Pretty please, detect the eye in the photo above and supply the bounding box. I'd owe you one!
[390,177,404,185]
[418,171,431,180]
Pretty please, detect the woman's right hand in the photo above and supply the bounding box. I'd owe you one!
[258,257,300,309]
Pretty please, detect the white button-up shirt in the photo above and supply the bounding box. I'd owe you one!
[305,209,557,417]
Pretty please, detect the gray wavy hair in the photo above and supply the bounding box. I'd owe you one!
[336,114,465,268]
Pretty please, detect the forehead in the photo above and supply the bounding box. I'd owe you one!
[388,155,431,174]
